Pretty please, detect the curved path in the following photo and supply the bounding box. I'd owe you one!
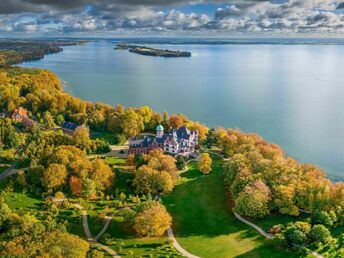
[202,150,323,258]
[234,212,323,258]
[234,212,273,239]
[154,195,201,258]
[72,203,121,257]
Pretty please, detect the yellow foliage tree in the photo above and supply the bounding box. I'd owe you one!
[134,202,172,237]
[198,153,212,174]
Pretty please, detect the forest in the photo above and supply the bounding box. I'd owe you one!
[0,40,87,66]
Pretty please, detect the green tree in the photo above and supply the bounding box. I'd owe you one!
[284,225,308,245]
[311,224,330,243]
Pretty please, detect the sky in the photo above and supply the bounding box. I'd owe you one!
[1,0,344,37]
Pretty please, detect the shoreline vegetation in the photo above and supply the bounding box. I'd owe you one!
[0,40,89,67]
[115,43,192,57]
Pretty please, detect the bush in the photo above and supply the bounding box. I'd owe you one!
[311,224,331,243]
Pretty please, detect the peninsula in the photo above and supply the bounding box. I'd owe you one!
[115,43,191,57]
[0,40,88,66]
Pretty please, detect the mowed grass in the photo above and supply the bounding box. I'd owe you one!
[162,160,307,258]
[106,157,127,166]
[5,190,43,214]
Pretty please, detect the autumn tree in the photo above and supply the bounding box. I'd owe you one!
[70,176,82,196]
[89,159,114,192]
[73,125,90,150]
[41,163,68,192]
[234,180,271,218]
[133,202,172,237]
[133,165,173,195]
[169,114,188,129]
[144,149,178,181]
[0,202,11,229]
[122,108,144,137]
[198,153,212,174]
[187,121,208,141]
[272,185,299,216]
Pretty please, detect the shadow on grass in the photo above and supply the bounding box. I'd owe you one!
[234,242,305,258]
[163,161,248,238]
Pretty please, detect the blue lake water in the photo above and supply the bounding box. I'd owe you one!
[22,41,344,181]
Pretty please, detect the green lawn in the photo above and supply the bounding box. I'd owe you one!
[0,167,7,174]
[106,157,127,166]
[93,131,117,145]
[162,161,307,258]
[4,189,43,214]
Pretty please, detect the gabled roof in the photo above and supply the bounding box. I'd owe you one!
[61,121,78,131]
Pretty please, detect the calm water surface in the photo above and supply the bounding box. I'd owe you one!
[22,41,344,181]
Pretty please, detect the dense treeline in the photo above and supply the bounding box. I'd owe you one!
[0,199,89,257]
[208,128,344,218]
[0,67,207,140]
[0,40,87,66]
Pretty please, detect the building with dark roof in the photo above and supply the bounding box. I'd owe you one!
[128,125,198,156]
[60,121,79,135]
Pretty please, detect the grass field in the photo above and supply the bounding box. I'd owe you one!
[4,189,43,214]
[162,161,308,258]
[106,157,127,166]
[93,131,118,145]
[0,167,7,174]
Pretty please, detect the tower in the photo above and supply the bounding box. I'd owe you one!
[156,124,164,138]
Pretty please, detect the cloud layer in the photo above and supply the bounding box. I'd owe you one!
[1,0,344,35]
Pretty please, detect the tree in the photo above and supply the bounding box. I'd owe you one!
[176,155,186,170]
[41,163,68,192]
[187,121,208,141]
[198,153,212,174]
[284,225,308,245]
[133,202,172,237]
[43,111,56,129]
[122,108,144,137]
[127,154,135,166]
[144,149,178,181]
[234,180,271,218]
[89,159,114,192]
[133,166,173,195]
[312,211,334,228]
[73,125,90,150]
[0,202,11,229]
[70,176,82,196]
[273,185,299,216]
[169,114,187,129]
[311,225,330,243]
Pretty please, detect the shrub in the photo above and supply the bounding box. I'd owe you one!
[311,224,331,243]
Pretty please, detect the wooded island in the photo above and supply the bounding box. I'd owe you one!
[115,43,192,57]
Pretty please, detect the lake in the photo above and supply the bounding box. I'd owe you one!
[22,41,344,181]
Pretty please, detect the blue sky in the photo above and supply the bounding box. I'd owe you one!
[0,1,344,37]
